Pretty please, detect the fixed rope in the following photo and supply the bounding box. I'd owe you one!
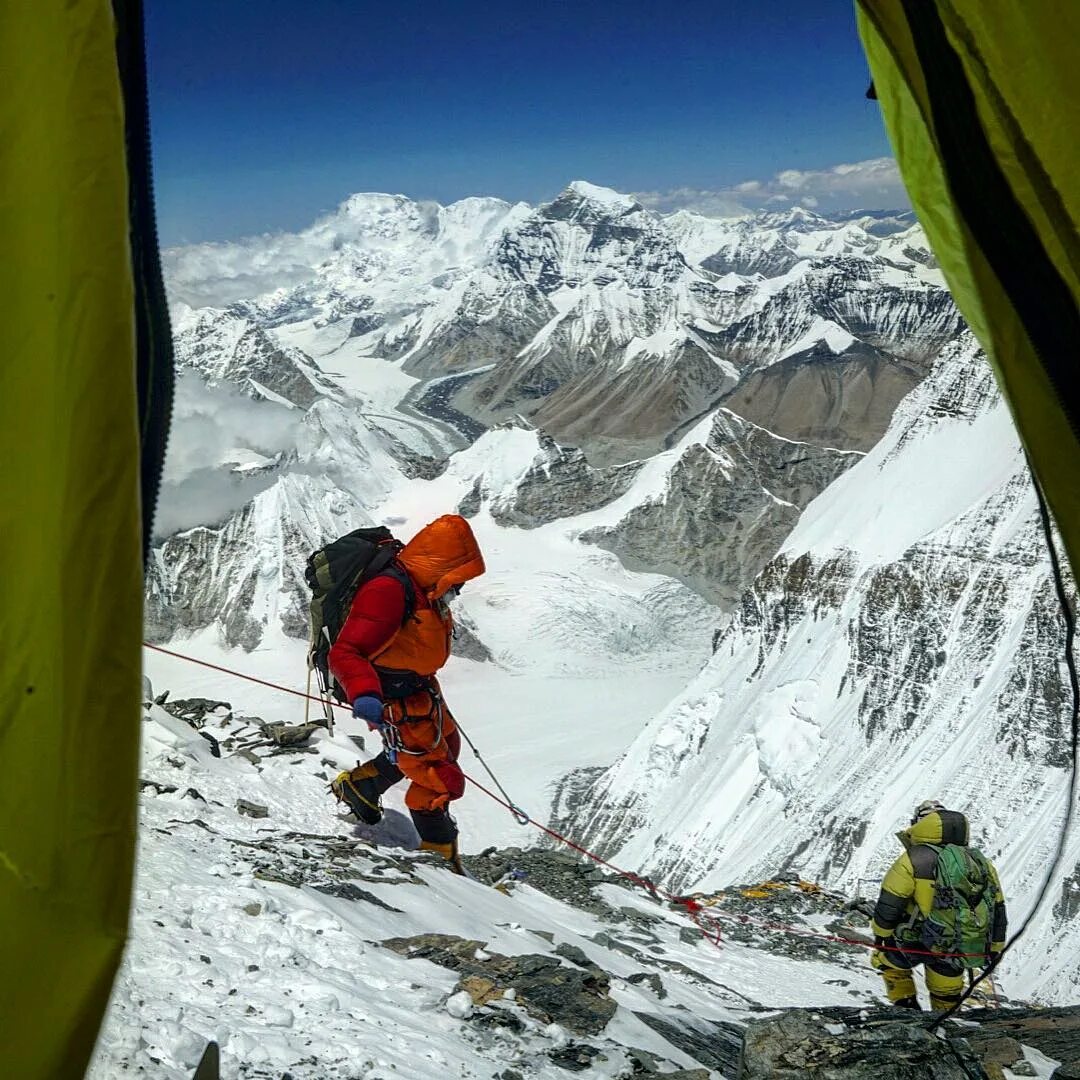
[142,641,1044,969]
[144,642,345,713]
[464,771,996,962]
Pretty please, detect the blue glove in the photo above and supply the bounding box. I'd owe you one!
[351,695,384,727]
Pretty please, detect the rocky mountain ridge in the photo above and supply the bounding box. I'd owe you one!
[555,336,1079,1003]
[168,182,954,467]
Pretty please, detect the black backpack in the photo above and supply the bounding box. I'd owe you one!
[305,526,416,703]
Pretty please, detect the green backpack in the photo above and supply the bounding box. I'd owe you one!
[917,843,995,969]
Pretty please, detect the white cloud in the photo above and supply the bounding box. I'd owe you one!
[636,157,909,218]
[154,373,304,538]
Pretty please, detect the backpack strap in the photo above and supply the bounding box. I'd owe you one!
[909,843,940,879]
[379,560,418,624]
[367,562,419,665]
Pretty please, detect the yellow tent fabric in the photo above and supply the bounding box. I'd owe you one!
[856,1,1080,585]
[0,2,144,1075]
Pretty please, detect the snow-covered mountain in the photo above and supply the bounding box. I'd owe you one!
[556,335,1078,1002]
[167,181,951,465]
[122,179,1080,1075]
[156,180,958,633]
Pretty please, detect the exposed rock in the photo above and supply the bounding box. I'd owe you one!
[236,799,269,819]
[627,972,667,999]
[583,409,860,605]
[634,1011,743,1075]
[554,944,594,970]
[457,478,482,518]
[720,341,926,452]
[402,281,555,381]
[731,1006,1080,1080]
[964,1006,1080,1075]
[176,310,336,408]
[458,974,507,1007]
[160,698,233,730]
[380,933,616,1035]
[312,882,402,912]
[460,846,623,918]
[738,1009,989,1079]
[261,721,320,747]
[548,1042,601,1071]
[451,611,494,663]
[487,430,643,528]
[709,258,963,373]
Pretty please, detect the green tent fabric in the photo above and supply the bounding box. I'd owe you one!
[1,2,1076,1075]
[856,1,1080,585]
[0,1,172,1075]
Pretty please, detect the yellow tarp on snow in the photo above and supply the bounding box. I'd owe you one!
[857,1,1080,585]
[0,2,143,1076]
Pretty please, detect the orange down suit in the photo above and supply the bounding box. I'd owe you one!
[329,515,485,815]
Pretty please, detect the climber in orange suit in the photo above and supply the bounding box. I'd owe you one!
[329,515,485,870]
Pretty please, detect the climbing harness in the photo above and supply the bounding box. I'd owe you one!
[376,683,447,765]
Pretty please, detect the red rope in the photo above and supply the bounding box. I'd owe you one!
[143,642,992,963]
[144,642,344,712]
[461,772,986,960]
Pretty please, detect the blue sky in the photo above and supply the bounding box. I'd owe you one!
[147,0,901,245]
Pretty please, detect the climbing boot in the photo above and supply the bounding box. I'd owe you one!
[893,995,922,1011]
[330,762,383,825]
[420,838,465,875]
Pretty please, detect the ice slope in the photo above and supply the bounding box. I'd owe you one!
[564,338,1080,1003]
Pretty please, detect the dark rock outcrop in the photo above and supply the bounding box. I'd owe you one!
[488,430,643,528]
[380,933,616,1035]
[584,409,860,606]
[739,1009,990,1079]
[720,341,926,452]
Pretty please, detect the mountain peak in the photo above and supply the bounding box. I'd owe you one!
[758,205,829,229]
[564,180,639,211]
[540,182,644,226]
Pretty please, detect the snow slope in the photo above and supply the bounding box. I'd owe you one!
[88,698,891,1079]
[564,337,1079,1003]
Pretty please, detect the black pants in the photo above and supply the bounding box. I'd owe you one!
[369,752,457,844]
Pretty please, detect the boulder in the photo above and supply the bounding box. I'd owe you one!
[380,933,616,1035]
[738,1009,990,1079]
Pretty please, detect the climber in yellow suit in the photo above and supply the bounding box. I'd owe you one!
[870,800,1007,1011]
